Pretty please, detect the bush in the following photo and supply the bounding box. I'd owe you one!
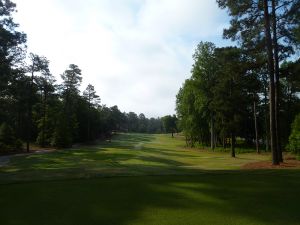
[0,123,15,145]
[14,139,23,151]
[287,114,300,155]
[0,123,23,152]
[51,117,72,148]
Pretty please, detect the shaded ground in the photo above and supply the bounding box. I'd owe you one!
[0,156,10,167]
[1,172,300,225]
[243,159,300,169]
[0,149,55,167]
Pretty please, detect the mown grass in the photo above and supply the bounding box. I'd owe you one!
[0,133,271,183]
[0,133,299,225]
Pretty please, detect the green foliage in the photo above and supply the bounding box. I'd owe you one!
[176,43,260,149]
[0,0,27,141]
[35,112,55,147]
[287,114,300,154]
[1,0,298,154]
[83,84,100,107]
[176,42,217,146]
[0,123,23,152]
[212,47,254,137]
[124,112,163,134]
[162,115,177,135]
[51,115,73,148]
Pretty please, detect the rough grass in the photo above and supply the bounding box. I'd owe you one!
[0,133,299,225]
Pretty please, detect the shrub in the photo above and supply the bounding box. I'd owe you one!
[0,123,23,152]
[287,114,300,155]
[51,117,72,148]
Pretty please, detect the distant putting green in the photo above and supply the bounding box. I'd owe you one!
[0,133,299,225]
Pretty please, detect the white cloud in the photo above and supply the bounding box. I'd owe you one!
[13,0,229,117]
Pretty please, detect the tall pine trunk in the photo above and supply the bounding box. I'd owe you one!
[88,99,91,141]
[253,100,259,154]
[263,83,269,152]
[41,88,47,147]
[231,133,235,158]
[271,0,283,162]
[26,71,34,152]
[210,115,215,150]
[263,0,279,165]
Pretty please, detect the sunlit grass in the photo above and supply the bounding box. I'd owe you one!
[0,133,299,225]
[0,133,271,183]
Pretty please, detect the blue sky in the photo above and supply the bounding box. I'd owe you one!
[13,0,232,117]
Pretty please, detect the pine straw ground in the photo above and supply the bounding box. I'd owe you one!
[243,156,300,169]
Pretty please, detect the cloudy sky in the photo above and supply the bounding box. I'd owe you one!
[13,0,231,118]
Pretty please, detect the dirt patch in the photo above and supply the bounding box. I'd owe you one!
[243,159,300,169]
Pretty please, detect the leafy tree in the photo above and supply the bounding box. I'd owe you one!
[191,42,217,149]
[138,113,148,133]
[176,42,221,147]
[280,59,300,146]
[0,0,26,145]
[147,117,163,134]
[176,79,210,147]
[0,1,168,150]
[51,113,72,148]
[127,112,139,132]
[177,43,264,154]
[110,105,123,131]
[287,114,300,155]
[26,53,51,149]
[53,64,82,147]
[35,59,57,147]
[83,84,100,141]
[216,0,300,164]
[212,47,254,157]
[162,115,178,137]
[0,0,26,95]
[35,83,58,146]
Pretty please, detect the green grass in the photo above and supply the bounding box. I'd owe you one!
[0,133,299,225]
[0,133,271,183]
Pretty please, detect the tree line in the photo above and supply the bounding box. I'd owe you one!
[176,0,300,163]
[0,0,177,152]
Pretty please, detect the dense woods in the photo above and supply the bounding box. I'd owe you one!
[0,0,178,151]
[176,0,300,163]
[1,0,300,164]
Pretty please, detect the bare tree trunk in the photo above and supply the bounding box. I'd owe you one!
[214,134,218,148]
[263,0,279,165]
[253,100,260,154]
[265,114,269,152]
[41,89,47,147]
[88,103,91,141]
[264,84,269,152]
[231,133,235,158]
[210,115,214,150]
[272,0,283,162]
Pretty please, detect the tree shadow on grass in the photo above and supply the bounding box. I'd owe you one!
[0,132,268,184]
[0,170,300,225]
[1,133,300,224]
